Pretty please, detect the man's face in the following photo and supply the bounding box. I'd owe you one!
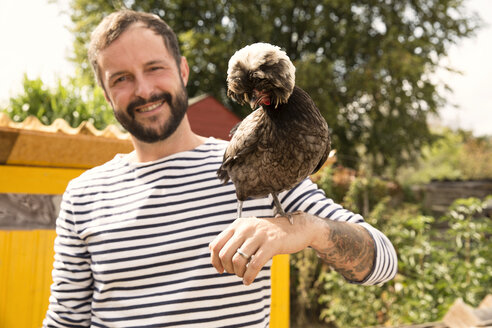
[98,23,189,143]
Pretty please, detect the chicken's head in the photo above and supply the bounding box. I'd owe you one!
[226,42,295,110]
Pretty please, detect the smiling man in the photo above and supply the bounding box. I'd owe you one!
[91,14,205,161]
[43,10,397,327]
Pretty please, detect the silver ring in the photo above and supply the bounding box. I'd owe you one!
[236,248,251,261]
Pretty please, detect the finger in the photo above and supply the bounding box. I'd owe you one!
[218,234,245,274]
[242,247,272,286]
[232,240,259,278]
[209,228,234,274]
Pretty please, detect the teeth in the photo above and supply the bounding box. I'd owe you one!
[137,101,163,113]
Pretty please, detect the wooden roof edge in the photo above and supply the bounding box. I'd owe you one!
[188,93,210,106]
[0,112,131,140]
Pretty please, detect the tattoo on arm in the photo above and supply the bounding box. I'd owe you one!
[315,221,375,282]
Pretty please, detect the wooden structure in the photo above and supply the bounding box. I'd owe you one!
[422,179,492,214]
[442,296,492,328]
[0,99,289,328]
[375,295,492,328]
[188,94,241,140]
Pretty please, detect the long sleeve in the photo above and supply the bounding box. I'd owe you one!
[43,189,93,327]
[280,178,398,285]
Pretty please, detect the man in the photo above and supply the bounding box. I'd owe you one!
[44,9,397,327]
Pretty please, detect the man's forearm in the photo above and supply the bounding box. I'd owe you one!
[309,215,375,282]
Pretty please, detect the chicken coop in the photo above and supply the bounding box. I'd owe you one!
[0,95,289,327]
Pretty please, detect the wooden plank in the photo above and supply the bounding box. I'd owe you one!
[0,230,56,328]
[0,165,84,194]
[443,298,482,328]
[0,129,19,164]
[6,129,133,169]
[479,295,492,308]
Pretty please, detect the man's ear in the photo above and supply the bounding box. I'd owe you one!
[179,56,190,86]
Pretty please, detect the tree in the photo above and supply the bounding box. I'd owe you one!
[60,0,481,173]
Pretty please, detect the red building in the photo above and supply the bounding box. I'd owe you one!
[187,94,241,140]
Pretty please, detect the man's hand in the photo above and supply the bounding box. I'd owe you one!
[209,211,376,285]
[209,212,313,285]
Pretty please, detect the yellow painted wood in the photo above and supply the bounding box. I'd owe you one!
[0,230,290,328]
[270,254,290,327]
[0,230,56,328]
[0,165,290,327]
[1,127,133,169]
[0,165,84,194]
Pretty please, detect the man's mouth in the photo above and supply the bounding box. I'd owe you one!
[135,100,165,113]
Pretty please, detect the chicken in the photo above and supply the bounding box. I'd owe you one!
[217,42,331,224]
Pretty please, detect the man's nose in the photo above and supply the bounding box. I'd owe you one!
[134,76,153,99]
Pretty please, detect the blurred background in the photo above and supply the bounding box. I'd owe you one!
[0,1,491,327]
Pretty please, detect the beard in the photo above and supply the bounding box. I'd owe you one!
[114,85,188,143]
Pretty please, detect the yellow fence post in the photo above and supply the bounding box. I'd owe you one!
[270,254,290,327]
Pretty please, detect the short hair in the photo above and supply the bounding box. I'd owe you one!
[88,9,181,89]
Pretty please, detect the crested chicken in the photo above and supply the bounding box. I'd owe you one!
[217,42,331,224]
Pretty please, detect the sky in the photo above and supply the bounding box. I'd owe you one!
[0,0,491,136]
[0,0,74,100]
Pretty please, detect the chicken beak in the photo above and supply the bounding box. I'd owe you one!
[250,90,271,110]
[249,95,263,110]
[249,98,258,110]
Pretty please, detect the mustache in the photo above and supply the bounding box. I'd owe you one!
[126,92,173,117]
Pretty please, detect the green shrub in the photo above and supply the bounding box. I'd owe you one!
[459,138,492,179]
[311,165,357,204]
[290,248,326,327]
[435,197,492,307]
[291,195,492,327]
[342,176,399,216]
[1,74,116,129]
[397,129,492,185]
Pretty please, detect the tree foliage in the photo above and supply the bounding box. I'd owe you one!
[1,74,115,129]
[61,0,480,172]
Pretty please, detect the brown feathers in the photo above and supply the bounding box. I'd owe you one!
[218,42,331,223]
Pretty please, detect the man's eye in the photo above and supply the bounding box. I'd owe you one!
[111,75,129,86]
[115,76,127,83]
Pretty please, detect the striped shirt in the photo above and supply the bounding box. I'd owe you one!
[44,137,397,327]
